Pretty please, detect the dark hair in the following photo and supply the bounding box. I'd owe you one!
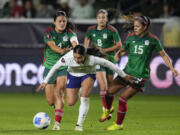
[53,10,76,31]
[73,45,105,57]
[122,15,151,33]
[97,8,117,23]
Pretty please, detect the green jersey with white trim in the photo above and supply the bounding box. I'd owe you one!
[123,32,163,78]
[43,25,78,69]
[86,25,121,63]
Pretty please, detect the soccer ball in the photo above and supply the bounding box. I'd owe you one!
[33,112,51,129]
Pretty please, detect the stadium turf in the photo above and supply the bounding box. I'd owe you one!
[0,93,179,135]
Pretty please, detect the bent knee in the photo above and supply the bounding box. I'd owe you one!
[46,98,54,106]
[66,100,76,106]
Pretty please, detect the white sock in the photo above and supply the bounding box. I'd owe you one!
[77,97,90,127]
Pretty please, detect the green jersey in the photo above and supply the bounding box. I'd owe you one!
[43,25,78,69]
[86,25,121,63]
[123,32,163,78]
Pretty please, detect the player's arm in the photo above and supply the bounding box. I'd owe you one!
[93,57,134,81]
[100,41,121,54]
[37,57,67,91]
[84,36,90,48]
[47,41,72,55]
[159,50,179,77]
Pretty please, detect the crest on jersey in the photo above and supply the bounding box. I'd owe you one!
[103,33,107,39]
[61,58,65,63]
[63,36,68,41]
[53,36,56,40]
[93,34,96,37]
[145,40,149,46]
[46,34,50,39]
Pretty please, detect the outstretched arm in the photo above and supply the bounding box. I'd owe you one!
[37,58,66,91]
[93,57,132,81]
[159,50,179,77]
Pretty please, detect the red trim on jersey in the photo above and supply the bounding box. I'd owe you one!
[45,26,53,33]
[42,48,46,64]
[87,25,96,31]
[106,25,116,32]
[67,28,73,34]
[125,32,136,39]
[148,32,159,40]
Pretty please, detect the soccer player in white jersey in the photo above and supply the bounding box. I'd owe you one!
[37,45,134,131]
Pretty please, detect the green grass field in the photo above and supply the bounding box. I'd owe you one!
[0,93,180,135]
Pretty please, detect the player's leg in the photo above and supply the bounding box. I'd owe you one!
[43,68,56,106]
[105,86,138,130]
[105,78,147,131]
[105,73,115,113]
[65,73,81,106]
[96,71,110,121]
[45,84,55,106]
[52,75,66,130]
[66,88,79,106]
[75,74,95,131]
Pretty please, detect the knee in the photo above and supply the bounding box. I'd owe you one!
[66,100,76,106]
[46,97,54,106]
[99,85,107,91]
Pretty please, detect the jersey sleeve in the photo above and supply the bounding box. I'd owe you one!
[43,33,53,43]
[154,39,163,52]
[69,32,79,44]
[112,30,121,42]
[43,52,70,83]
[85,30,91,39]
[122,39,130,51]
[93,56,127,77]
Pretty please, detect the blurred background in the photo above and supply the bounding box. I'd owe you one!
[0,0,180,94]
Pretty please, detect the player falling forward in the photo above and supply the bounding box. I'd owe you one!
[37,45,135,131]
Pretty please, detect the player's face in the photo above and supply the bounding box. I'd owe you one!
[73,53,86,64]
[54,16,67,32]
[134,20,146,36]
[97,13,108,27]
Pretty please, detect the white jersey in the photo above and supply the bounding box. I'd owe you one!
[44,50,127,83]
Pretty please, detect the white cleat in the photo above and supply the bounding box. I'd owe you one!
[52,121,60,130]
[75,124,83,131]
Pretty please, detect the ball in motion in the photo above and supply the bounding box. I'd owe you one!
[33,112,50,129]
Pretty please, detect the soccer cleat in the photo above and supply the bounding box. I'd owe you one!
[99,106,114,122]
[75,124,83,131]
[52,121,60,130]
[105,122,123,131]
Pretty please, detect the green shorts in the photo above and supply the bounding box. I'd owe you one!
[43,68,67,84]
[96,65,114,75]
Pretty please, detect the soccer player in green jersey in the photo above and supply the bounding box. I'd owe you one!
[105,15,179,130]
[42,11,78,130]
[84,9,122,122]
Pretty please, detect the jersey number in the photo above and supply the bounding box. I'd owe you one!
[97,39,102,47]
[134,45,144,54]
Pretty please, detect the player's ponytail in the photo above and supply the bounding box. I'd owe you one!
[73,45,105,58]
[121,14,151,33]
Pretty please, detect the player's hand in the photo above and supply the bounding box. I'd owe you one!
[62,47,72,54]
[172,69,179,77]
[36,83,47,92]
[114,52,120,62]
[124,75,136,84]
[99,48,106,54]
